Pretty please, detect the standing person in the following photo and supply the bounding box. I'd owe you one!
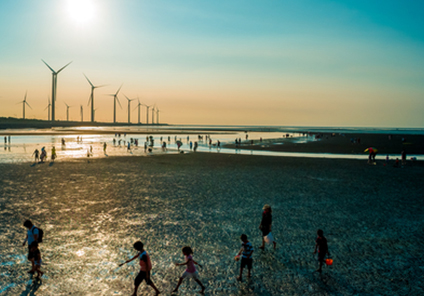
[259,204,277,250]
[190,141,193,150]
[103,142,107,154]
[313,229,330,272]
[119,241,161,296]
[4,136,6,144]
[144,141,147,153]
[32,149,40,163]
[8,135,11,143]
[51,146,57,162]
[127,142,131,151]
[401,150,407,165]
[193,141,198,152]
[29,242,44,278]
[22,220,39,273]
[173,246,205,294]
[236,234,254,282]
[40,147,47,163]
[90,145,93,156]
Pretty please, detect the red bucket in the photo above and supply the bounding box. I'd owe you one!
[325,258,333,266]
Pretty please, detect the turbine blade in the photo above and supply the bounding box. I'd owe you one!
[116,84,123,95]
[117,97,122,109]
[41,59,55,73]
[57,61,72,73]
[84,74,94,87]
[133,106,138,111]
[24,91,27,101]
[26,102,32,109]
[44,105,49,111]
[95,84,108,88]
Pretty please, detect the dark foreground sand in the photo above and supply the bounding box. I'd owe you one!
[0,154,423,295]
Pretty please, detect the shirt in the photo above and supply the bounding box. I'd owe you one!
[241,241,254,259]
[316,237,328,254]
[185,254,196,273]
[27,226,39,245]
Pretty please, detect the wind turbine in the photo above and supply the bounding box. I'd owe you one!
[64,102,72,121]
[156,107,160,124]
[124,95,135,124]
[142,104,151,125]
[133,98,143,124]
[107,84,123,123]
[80,105,83,122]
[151,105,155,125]
[41,60,72,122]
[17,91,32,119]
[84,74,106,122]
[44,97,51,121]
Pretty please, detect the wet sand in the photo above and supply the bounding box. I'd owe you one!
[225,133,424,155]
[0,153,423,295]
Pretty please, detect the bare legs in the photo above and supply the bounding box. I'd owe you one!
[173,277,205,294]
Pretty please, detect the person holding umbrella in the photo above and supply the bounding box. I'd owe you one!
[365,147,378,164]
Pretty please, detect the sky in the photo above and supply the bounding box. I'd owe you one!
[0,0,423,127]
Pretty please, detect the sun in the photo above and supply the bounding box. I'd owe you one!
[66,0,96,25]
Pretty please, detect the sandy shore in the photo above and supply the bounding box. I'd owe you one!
[225,133,424,155]
[0,153,423,295]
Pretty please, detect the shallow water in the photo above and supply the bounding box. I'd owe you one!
[1,131,421,163]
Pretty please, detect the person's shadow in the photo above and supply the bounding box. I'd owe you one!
[49,162,54,167]
[19,277,42,296]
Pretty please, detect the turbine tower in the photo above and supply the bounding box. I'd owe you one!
[156,107,160,124]
[80,105,83,122]
[64,102,72,121]
[107,84,123,123]
[42,60,72,122]
[133,98,143,124]
[84,74,106,122]
[151,105,155,125]
[44,97,51,121]
[143,104,151,125]
[18,91,32,119]
[124,95,135,124]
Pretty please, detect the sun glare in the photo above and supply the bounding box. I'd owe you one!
[67,0,96,25]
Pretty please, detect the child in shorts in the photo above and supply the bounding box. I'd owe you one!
[119,241,160,296]
[173,246,205,294]
[29,242,44,278]
[313,229,330,272]
[237,234,254,281]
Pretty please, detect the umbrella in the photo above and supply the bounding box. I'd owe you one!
[364,147,378,153]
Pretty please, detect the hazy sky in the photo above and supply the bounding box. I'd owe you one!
[1,0,423,127]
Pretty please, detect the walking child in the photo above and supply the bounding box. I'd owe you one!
[237,234,254,281]
[313,229,330,272]
[29,242,44,278]
[119,241,160,296]
[173,246,205,294]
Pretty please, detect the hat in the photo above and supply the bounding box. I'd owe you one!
[263,204,271,210]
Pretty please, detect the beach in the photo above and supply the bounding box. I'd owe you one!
[1,153,423,295]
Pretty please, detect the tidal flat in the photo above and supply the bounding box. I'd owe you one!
[0,153,423,295]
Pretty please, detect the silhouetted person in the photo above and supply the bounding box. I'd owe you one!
[314,229,330,272]
[32,149,40,163]
[119,241,160,296]
[22,220,39,274]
